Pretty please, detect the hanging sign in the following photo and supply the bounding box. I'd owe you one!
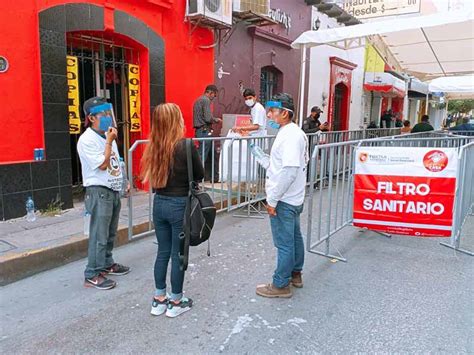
[343,0,421,19]
[66,55,81,134]
[128,64,141,132]
[353,147,458,237]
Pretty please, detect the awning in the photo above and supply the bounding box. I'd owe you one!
[429,75,474,99]
[409,79,429,95]
[291,10,474,79]
[364,72,406,97]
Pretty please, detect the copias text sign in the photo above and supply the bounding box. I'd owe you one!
[66,56,81,135]
[128,64,141,132]
[353,147,458,237]
[343,0,421,19]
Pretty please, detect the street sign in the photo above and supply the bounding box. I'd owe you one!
[343,0,421,20]
[0,56,9,73]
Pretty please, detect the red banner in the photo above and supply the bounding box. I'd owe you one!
[353,147,458,237]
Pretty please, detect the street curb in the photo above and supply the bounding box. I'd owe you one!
[0,198,245,286]
[0,222,151,286]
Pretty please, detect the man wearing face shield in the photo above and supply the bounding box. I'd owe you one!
[256,93,309,299]
[77,97,130,290]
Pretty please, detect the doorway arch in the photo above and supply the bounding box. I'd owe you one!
[332,83,349,131]
[38,3,165,203]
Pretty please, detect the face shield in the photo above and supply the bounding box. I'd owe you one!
[265,100,293,125]
[89,103,117,131]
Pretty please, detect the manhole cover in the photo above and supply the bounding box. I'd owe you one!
[0,240,17,253]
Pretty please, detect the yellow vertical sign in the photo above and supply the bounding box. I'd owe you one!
[128,64,141,132]
[66,55,81,134]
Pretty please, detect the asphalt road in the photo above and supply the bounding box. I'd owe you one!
[1,212,473,354]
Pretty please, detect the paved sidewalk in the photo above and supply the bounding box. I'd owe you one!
[1,212,472,353]
[0,192,153,284]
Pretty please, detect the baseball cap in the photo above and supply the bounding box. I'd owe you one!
[83,97,110,127]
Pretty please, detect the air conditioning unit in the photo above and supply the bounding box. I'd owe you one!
[233,0,269,16]
[187,0,233,26]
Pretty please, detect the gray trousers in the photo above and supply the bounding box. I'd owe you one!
[84,186,121,279]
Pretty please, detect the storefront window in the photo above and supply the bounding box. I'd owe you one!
[260,66,281,105]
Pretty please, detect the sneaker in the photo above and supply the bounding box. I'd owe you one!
[166,297,193,318]
[256,283,292,298]
[291,271,303,288]
[84,275,116,290]
[151,297,168,316]
[103,263,130,276]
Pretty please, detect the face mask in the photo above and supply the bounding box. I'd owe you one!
[245,99,255,107]
[267,120,281,130]
[99,116,113,132]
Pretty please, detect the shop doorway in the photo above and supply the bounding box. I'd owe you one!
[66,33,140,189]
[332,83,349,131]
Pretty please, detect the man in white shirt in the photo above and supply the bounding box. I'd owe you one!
[232,88,267,136]
[256,93,308,299]
[77,97,130,290]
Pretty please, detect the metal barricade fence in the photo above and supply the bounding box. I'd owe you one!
[126,128,403,241]
[306,133,474,261]
[440,141,474,255]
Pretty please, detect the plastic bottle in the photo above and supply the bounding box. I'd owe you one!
[119,158,129,198]
[249,143,270,169]
[84,210,91,236]
[26,196,36,222]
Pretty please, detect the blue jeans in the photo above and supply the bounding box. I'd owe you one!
[270,201,305,288]
[195,128,212,164]
[153,194,187,301]
[84,186,121,279]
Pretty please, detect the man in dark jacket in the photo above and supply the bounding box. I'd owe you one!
[380,109,393,128]
[449,117,474,134]
[302,106,322,134]
[411,115,434,133]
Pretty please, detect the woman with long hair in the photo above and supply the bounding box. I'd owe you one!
[141,103,204,318]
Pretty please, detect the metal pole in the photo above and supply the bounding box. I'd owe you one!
[425,92,429,114]
[298,45,307,128]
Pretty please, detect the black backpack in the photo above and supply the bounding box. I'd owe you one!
[179,139,217,271]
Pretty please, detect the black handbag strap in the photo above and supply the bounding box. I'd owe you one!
[186,139,194,192]
[180,139,194,272]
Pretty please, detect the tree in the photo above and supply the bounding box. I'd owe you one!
[447,99,474,114]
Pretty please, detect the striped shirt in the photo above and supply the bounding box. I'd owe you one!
[193,95,216,129]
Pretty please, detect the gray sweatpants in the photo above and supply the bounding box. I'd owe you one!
[84,186,121,279]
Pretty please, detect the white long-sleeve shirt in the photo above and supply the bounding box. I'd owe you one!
[266,123,308,207]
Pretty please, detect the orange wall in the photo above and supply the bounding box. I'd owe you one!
[0,0,214,163]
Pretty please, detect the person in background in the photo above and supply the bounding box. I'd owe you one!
[401,120,412,134]
[302,106,322,134]
[193,84,222,181]
[449,117,474,132]
[394,113,403,128]
[411,115,434,133]
[380,109,393,128]
[232,88,267,136]
[141,103,204,318]
[367,121,377,129]
[256,93,308,299]
[77,97,130,290]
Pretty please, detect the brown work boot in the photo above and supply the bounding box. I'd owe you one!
[291,271,303,288]
[256,283,292,298]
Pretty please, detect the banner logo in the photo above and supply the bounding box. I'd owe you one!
[359,152,368,163]
[423,150,448,172]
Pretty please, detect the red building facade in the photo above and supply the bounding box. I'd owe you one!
[0,0,214,219]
